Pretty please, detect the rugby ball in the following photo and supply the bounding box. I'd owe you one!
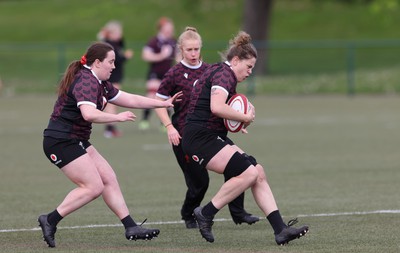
[223,93,249,133]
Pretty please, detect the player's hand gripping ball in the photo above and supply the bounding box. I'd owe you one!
[224,93,251,133]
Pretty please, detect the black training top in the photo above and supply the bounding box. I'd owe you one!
[186,62,237,133]
[156,61,210,135]
[144,35,176,79]
[44,66,120,140]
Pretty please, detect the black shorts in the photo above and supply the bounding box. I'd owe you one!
[43,136,91,169]
[182,124,234,169]
[147,71,165,80]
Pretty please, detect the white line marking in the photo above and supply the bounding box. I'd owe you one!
[297,209,400,217]
[1,209,399,233]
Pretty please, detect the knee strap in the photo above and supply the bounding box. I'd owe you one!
[224,152,252,180]
[243,153,258,166]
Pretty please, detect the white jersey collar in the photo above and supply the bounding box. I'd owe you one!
[83,64,102,84]
[181,60,203,69]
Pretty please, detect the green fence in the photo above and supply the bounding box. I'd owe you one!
[1,39,400,95]
[257,39,400,95]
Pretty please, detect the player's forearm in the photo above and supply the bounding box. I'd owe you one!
[211,103,250,122]
[115,92,168,109]
[155,107,171,127]
[141,49,165,62]
[80,105,123,123]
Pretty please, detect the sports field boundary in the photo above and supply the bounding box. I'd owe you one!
[1,209,399,234]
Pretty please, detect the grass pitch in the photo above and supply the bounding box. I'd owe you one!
[0,95,399,253]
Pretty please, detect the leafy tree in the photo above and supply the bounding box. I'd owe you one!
[243,0,273,75]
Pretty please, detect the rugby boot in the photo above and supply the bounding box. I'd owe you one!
[232,213,260,225]
[275,218,309,246]
[184,217,198,229]
[125,219,160,241]
[193,206,214,242]
[38,214,57,248]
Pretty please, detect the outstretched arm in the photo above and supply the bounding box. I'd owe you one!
[111,90,182,109]
[80,104,136,124]
[142,45,172,62]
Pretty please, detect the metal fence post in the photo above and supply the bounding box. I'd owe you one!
[57,43,66,81]
[346,43,355,96]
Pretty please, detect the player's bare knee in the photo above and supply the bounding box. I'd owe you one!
[94,185,105,198]
[244,166,259,184]
[86,180,104,198]
[86,188,103,200]
[255,165,266,182]
[104,172,118,185]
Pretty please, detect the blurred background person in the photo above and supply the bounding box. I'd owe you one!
[139,16,177,131]
[98,20,134,138]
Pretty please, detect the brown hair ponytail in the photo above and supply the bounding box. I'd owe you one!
[223,31,257,61]
[57,42,114,96]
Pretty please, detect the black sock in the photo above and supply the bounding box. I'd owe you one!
[105,124,115,131]
[267,210,287,235]
[121,215,137,229]
[47,209,63,226]
[143,109,150,120]
[202,202,219,218]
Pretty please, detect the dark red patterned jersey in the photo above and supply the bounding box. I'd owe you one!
[156,61,210,135]
[186,62,238,133]
[44,67,119,140]
[144,35,177,79]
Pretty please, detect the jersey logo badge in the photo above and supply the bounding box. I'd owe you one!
[192,155,204,165]
[184,73,188,79]
[217,136,225,142]
[50,154,62,165]
[50,154,57,162]
[79,141,85,150]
